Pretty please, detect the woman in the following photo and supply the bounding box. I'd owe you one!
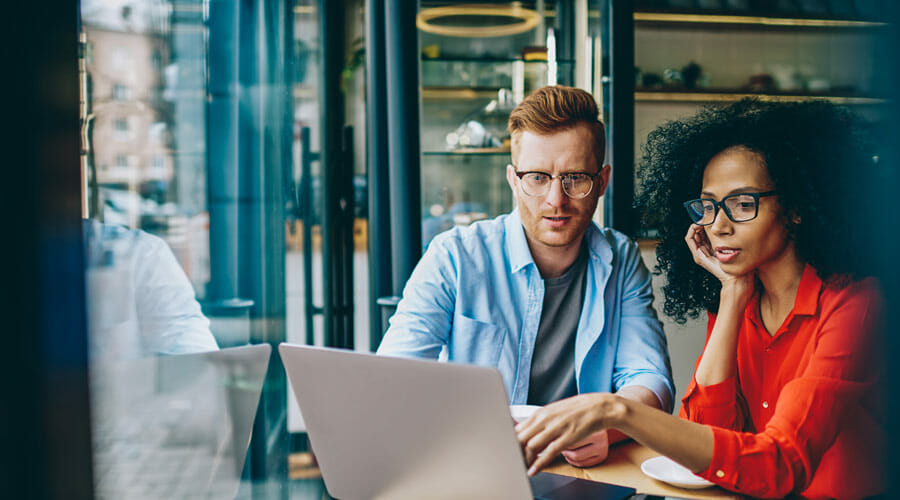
[516,99,886,499]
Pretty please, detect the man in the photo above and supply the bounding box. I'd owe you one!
[85,219,219,361]
[377,85,673,467]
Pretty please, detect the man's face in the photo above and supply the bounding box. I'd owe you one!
[507,124,610,255]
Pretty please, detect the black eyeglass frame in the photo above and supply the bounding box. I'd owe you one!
[683,190,779,225]
[511,168,601,199]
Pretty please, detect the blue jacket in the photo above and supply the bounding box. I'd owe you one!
[377,210,674,410]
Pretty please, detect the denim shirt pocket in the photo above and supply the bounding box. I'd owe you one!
[450,314,507,367]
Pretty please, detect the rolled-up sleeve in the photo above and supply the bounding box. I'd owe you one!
[687,283,884,498]
[679,313,746,430]
[611,241,675,412]
[376,236,458,359]
[680,375,744,430]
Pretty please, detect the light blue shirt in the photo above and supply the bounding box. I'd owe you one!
[85,220,219,361]
[377,211,674,411]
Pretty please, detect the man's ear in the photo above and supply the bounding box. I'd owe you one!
[506,163,518,196]
[596,164,612,196]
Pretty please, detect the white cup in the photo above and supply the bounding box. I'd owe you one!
[509,404,542,425]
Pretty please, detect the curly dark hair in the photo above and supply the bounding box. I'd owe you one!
[636,99,879,324]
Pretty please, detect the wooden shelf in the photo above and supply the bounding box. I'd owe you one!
[423,147,510,155]
[422,57,573,63]
[421,87,501,100]
[635,90,886,105]
[293,85,316,99]
[634,11,888,28]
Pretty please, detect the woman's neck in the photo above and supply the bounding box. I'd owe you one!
[756,243,806,334]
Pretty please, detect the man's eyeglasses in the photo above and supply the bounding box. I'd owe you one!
[512,168,599,199]
[683,191,779,225]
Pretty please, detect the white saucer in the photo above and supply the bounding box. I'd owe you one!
[640,456,715,489]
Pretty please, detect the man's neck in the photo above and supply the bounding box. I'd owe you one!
[527,234,586,279]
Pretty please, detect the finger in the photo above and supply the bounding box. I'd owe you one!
[527,437,568,476]
[522,426,559,468]
[691,227,711,257]
[684,225,698,247]
[562,451,599,467]
[687,226,721,271]
[562,448,599,465]
[561,440,601,461]
[696,230,712,257]
[563,452,607,468]
[565,437,594,451]
[685,226,706,258]
[515,417,543,446]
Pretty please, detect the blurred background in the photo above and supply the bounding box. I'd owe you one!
[4,1,899,498]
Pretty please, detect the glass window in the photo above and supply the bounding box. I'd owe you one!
[418,1,576,248]
[80,0,311,496]
[112,83,130,100]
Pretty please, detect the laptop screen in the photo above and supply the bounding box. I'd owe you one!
[90,344,270,498]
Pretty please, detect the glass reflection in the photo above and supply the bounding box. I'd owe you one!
[84,219,218,361]
[90,345,270,499]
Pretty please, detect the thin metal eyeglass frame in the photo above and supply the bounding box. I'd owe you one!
[683,190,779,225]
[511,167,600,199]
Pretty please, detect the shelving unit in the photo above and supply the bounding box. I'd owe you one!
[423,148,510,155]
[619,6,892,237]
[417,2,577,246]
[633,11,888,28]
[632,9,889,105]
[635,90,886,104]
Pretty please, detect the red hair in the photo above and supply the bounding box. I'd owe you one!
[507,85,606,167]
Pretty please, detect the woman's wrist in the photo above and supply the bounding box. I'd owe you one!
[599,394,630,430]
[719,278,753,309]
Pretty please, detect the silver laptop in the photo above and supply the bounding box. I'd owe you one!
[91,344,271,499]
[279,343,635,500]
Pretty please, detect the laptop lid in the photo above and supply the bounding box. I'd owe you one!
[280,343,636,500]
[90,344,271,498]
[280,343,533,500]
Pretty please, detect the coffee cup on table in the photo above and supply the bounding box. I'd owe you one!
[509,404,542,425]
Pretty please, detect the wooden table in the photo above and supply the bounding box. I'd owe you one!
[290,442,741,499]
[543,441,740,499]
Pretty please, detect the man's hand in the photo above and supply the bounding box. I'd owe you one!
[516,393,618,475]
[561,430,609,467]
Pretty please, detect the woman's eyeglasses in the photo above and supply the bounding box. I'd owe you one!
[683,191,779,225]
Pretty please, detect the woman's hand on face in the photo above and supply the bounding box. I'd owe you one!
[684,224,755,302]
[684,224,729,280]
[515,393,613,476]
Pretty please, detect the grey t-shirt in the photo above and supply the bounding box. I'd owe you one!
[526,244,589,406]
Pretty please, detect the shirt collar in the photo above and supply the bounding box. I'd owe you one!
[506,210,534,273]
[792,263,823,317]
[747,263,822,329]
[504,209,612,274]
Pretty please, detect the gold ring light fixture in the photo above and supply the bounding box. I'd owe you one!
[417,3,541,37]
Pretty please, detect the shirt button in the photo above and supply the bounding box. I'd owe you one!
[716,470,725,478]
[762,401,769,409]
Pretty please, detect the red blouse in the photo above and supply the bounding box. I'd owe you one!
[679,265,886,499]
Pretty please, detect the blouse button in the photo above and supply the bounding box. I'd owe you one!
[716,470,725,478]
[762,401,769,409]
